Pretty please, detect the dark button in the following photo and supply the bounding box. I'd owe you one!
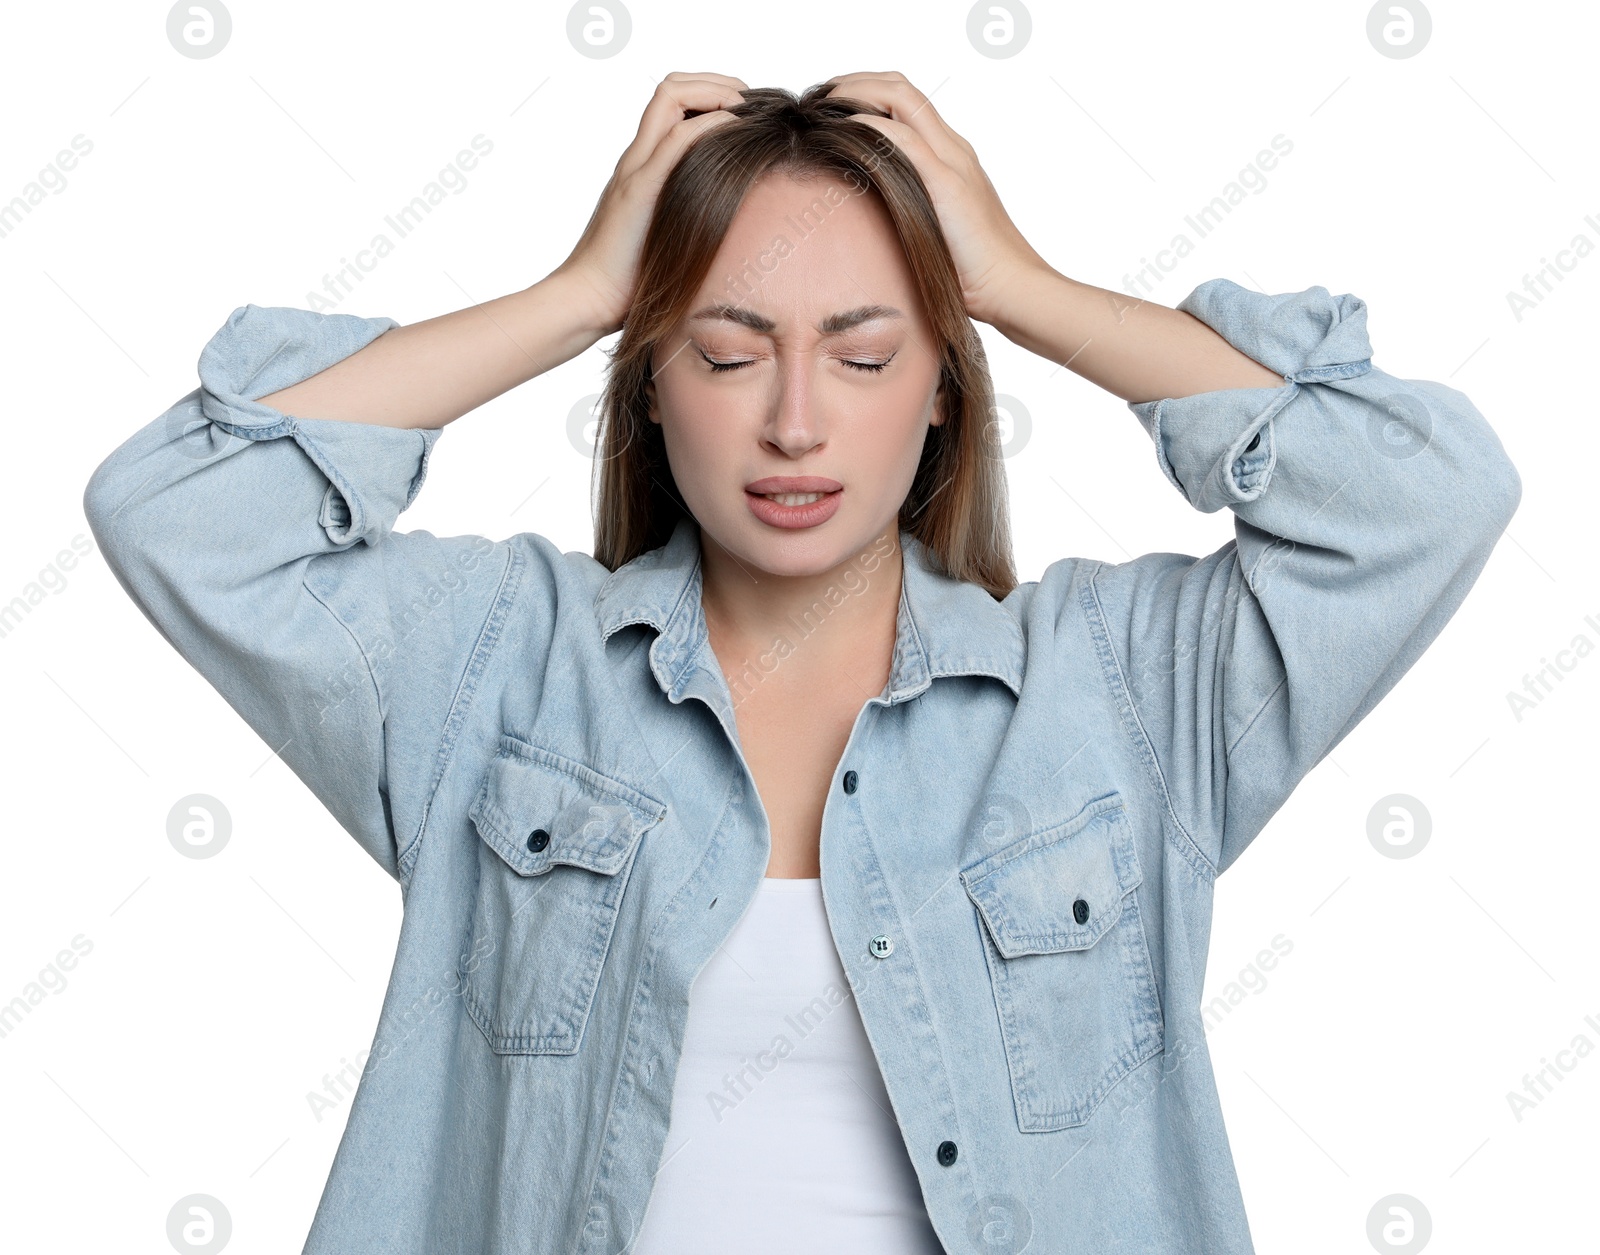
[526,828,550,853]
[842,770,858,794]
[936,1139,958,1167]
[1245,431,1261,452]
[1073,897,1090,925]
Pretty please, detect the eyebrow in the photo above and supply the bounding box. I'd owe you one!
[685,302,904,335]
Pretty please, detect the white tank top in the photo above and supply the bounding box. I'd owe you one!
[630,877,944,1253]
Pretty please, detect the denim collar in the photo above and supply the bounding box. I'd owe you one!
[593,514,1024,705]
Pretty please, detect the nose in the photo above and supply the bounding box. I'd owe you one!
[763,351,825,457]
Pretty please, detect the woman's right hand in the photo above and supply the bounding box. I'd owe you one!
[252,74,748,431]
[553,72,748,336]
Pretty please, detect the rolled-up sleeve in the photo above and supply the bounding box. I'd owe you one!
[84,305,509,883]
[1129,280,1379,512]
[1089,279,1522,875]
[195,304,437,545]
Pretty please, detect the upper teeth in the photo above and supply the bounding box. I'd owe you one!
[764,492,825,505]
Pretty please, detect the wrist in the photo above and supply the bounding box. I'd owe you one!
[534,264,626,342]
[980,259,1073,341]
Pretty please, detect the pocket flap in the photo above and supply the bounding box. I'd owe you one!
[960,793,1141,959]
[468,736,667,877]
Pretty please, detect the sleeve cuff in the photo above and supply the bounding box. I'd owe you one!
[195,303,440,547]
[1128,278,1375,513]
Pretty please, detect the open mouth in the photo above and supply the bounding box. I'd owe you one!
[744,486,844,529]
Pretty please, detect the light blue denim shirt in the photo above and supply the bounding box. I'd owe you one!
[84,279,1521,1254]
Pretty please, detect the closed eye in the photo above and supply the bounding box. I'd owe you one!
[698,348,751,373]
[696,348,896,374]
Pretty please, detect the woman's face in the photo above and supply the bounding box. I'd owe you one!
[645,170,945,580]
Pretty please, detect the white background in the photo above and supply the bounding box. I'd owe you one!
[1,1,1594,1251]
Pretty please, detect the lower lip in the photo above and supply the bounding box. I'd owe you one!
[745,489,843,529]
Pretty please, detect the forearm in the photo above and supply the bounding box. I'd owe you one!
[1090,278,1521,873]
[255,268,612,429]
[987,264,1284,404]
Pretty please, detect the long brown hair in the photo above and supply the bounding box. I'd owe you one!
[591,81,1018,600]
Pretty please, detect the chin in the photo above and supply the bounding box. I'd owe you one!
[704,514,860,580]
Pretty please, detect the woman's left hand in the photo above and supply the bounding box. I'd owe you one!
[823,70,1049,327]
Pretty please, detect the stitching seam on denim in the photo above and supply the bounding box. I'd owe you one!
[1084,563,1216,882]
[401,538,524,884]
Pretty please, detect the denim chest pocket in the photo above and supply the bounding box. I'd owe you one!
[461,735,666,1056]
[960,792,1163,1132]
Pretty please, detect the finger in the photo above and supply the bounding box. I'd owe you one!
[823,70,913,97]
[823,70,900,86]
[641,76,748,134]
[847,111,954,190]
[619,77,746,174]
[631,108,741,187]
[662,70,750,90]
[839,75,961,161]
[825,73,968,170]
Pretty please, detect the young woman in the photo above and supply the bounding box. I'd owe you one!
[85,72,1520,1254]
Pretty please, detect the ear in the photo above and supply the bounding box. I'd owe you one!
[929,375,947,427]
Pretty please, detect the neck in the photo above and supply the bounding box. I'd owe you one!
[698,524,905,699]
